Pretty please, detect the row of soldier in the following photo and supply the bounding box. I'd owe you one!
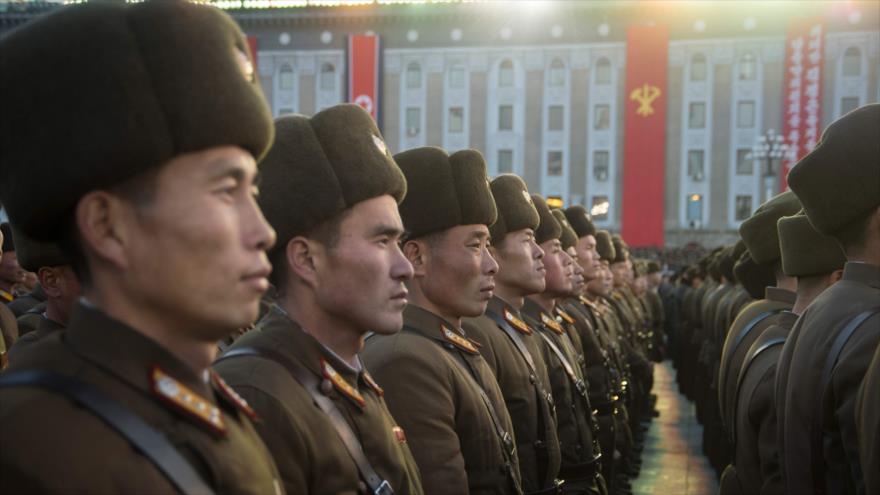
[0,2,669,494]
[663,106,879,492]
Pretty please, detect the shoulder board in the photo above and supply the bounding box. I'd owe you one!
[504,309,533,335]
[210,371,259,421]
[151,366,226,435]
[541,312,565,335]
[362,370,384,397]
[556,308,575,325]
[321,358,365,408]
[441,324,479,354]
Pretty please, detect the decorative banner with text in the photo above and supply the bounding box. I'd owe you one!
[781,19,823,191]
[348,34,381,123]
[621,25,668,247]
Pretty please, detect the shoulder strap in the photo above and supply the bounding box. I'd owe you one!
[486,310,541,379]
[810,306,880,494]
[536,330,588,401]
[0,370,216,495]
[219,347,393,495]
[403,326,524,494]
[729,330,788,445]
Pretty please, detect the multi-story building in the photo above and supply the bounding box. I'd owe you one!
[2,0,878,246]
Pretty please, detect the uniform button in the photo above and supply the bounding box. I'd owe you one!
[529,374,536,384]
[534,440,544,449]
[320,379,334,395]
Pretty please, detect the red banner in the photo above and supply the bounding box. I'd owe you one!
[348,35,381,122]
[621,25,668,247]
[247,36,258,73]
[781,19,824,191]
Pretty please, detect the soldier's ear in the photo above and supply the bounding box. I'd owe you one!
[402,239,427,276]
[37,267,62,298]
[74,190,135,272]
[285,236,318,288]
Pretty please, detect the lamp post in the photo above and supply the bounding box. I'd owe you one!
[747,129,791,205]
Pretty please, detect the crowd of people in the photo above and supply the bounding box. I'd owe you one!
[0,2,877,495]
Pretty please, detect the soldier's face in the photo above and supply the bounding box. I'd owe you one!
[119,146,276,341]
[602,264,614,293]
[38,265,81,325]
[566,246,585,296]
[575,235,600,280]
[540,239,573,298]
[311,195,413,336]
[586,261,610,297]
[610,261,628,288]
[418,224,497,320]
[0,250,25,287]
[490,228,545,297]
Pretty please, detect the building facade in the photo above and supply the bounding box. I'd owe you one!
[2,1,878,246]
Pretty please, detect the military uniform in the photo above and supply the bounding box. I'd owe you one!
[364,305,522,494]
[7,312,63,363]
[465,296,562,494]
[856,343,880,493]
[1,303,284,494]
[215,305,423,495]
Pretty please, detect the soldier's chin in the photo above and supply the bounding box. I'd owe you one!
[369,314,405,336]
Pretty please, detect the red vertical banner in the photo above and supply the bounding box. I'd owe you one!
[246,36,258,73]
[621,25,668,247]
[781,19,823,191]
[348,34,381,122]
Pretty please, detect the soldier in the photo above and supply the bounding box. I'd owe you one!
[776,103,880,494]
[0,226,12,369]
[717,191,800,440]
[462,175,564,495]
[213,105,424,495]
[0,222,24,305]
[7,225,80,361]
[644,261,666,362]
[361,146,523,494]
[0,2,285,492]
[522,196,604,494]
[720,212,845,495]
[857,344,880,493]
[1,221,48,319]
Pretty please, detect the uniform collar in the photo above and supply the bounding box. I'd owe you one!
[842,261,880,290]
[765,286,797,305]
[487,295,519,318]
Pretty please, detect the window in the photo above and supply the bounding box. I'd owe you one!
[738,52,756,81]
[590,196,610,222]
[279,64,294,90]
[842,47,861,77]
[320,63,335,90]
[498,149,514,173]
[406,63,422,89]
[594,104,610,130]
[737,100,755,128]
[406,107,420,137]
[448,107,464,133]
[498,105,514,131]
[690,53,708,82]
[449,66,466,89]
[548,59,566,87]
[688,102,706,129]
[687,150,705,181]
[547,151,563,176]
[735,195,753,221]
[593,151,609,182]
[595,57,612,85]
[548,105,564,131]
[686,194,703,225]
[841,97,860,115]
[736,148,753,175]
[499,59,514,87]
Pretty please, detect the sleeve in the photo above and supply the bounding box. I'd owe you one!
[748,364,783,495]
[369,348,469,495]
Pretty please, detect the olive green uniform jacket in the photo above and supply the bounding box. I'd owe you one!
[857,343,880,494]
[0,302,283,494]
[522,299,601,491]
[214,305,423,495]
[363,304,522,495]
[464,296,562,493]
[7,313,64,364]
[776,262,880,494]
[719,311,797,495]
[717,288,795,432]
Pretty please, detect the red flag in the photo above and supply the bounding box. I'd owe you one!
[348,35,381,122]
[621,25,668,247]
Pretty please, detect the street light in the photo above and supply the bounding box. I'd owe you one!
[746,129,791,204]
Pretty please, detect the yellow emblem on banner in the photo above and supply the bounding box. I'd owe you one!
[629,84,662,117]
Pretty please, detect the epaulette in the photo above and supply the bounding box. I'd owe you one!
[151,366,226,435]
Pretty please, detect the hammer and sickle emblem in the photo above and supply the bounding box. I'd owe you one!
[629,84,662,117]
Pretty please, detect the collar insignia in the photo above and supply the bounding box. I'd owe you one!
[0,290,13,303]
[541,312,565,335]
[504,309,532,335]
[362,371,384,397]
[211,371,259,421]
[321,358,365,408]
[441,324,479,354]
[151,366,225,435]
[556,308,575,324]
[393,425,407,443]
